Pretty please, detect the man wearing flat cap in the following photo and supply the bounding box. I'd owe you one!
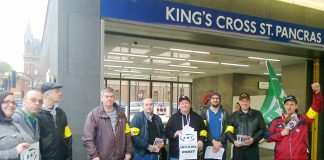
[225,93,266,160]
[265,83,322,160]
[200,92,229,160]
[165,96,207,160]
[37,82,72,160]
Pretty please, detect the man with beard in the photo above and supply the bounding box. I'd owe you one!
[200,93,229,160]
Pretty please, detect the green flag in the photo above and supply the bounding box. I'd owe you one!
[260,61,286,126]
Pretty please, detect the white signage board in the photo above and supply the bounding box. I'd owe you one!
[21,142,40,160]
[179,131,197,160]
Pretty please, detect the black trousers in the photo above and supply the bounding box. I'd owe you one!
[233,145,260,160]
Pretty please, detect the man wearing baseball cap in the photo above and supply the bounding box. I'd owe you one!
[165,96,207,160]
[37,82,72,160]
[225,93,266,160]
[265,83,322,160]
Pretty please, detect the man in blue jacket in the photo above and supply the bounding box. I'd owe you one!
[131,98,165,160]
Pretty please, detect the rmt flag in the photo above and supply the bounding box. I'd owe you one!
[260,61,286,126]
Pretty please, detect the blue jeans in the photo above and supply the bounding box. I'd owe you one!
[134,153,159,160]
[169,157,179,160]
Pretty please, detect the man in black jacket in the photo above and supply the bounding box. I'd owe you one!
[225,93,265,160]
[165,96,207,160]
[37,82,72,160]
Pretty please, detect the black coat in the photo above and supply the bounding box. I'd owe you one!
[226,108,266,160]
[37,107,72,160]
[165,110,206,158]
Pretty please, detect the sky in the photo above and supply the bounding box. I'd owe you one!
[0,0,48,72]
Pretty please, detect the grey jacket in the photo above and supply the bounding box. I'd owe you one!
[0,121,34,160]
[12,108,40,142]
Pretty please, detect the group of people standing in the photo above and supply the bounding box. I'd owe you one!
[0,82,72,160]
[0,82,322,160]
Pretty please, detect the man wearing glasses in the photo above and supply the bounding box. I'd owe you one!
[13,90,42,142]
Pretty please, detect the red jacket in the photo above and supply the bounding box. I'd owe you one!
[265,92,322,160]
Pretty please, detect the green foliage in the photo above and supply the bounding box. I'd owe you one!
[0,61,13,72]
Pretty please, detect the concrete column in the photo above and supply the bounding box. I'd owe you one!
[281,62,308,113]
[57,0,100,159]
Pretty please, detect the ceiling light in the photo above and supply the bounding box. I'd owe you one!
[220,62,249,67]
[123,76,148,79]
[170,48,210,54]
[124,67,152,70]
[151,56,185,61]
[276,0,324,11]
[152,59,171,64]
[130,74,149,77]
[104,73,131,76]
[248,57,280,62]
[169,64,198,69]
[154,71,171,74]
[104,73,120,75]
[182,71,206,74]
[114,70,141,73]
[104,59,134,63]
[264,72,282,76]
[104,65,123,68]
[152,76,177,79]
[188,59,219,64]
[153,46,168,50]
[108,52,148,58]
[154,69,179,72]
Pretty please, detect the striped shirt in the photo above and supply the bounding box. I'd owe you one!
[106,109,117,135]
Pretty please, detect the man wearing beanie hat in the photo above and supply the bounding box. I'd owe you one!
[265,83,322,160]
[37,82,72,160]
[200,92,229,160]
[225,93,266,160]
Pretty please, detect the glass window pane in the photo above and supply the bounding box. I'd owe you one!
[172,83,190,115]
[106,80,129,114]
[129,81,150,121]
[152,82,171,124]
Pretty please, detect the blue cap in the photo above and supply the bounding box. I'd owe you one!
[284,95,297,104]
[239,93,250,100]
[41,82,63,94]
[179,96,190,102]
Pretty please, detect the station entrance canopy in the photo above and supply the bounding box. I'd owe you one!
[101,0,324,51]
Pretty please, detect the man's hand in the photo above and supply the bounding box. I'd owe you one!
[212,140,222,151]
[312,83,321,93]
[244,137,254,146]
[147,145,157,152]
[157,141,165,148]
[197,140,204,149]
[281,128,290,136]
[92,157,100,160]
[16,143,30,154]
[174,130,182,138]
[124,154,131,160]
[234,140,242,148]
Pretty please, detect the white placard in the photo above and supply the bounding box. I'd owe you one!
[286,114,299,130]
[204,146,224,159]
[20,142,40,160]
[179,130,197,160]
[236,135,251,146]
[152,138,164,152]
